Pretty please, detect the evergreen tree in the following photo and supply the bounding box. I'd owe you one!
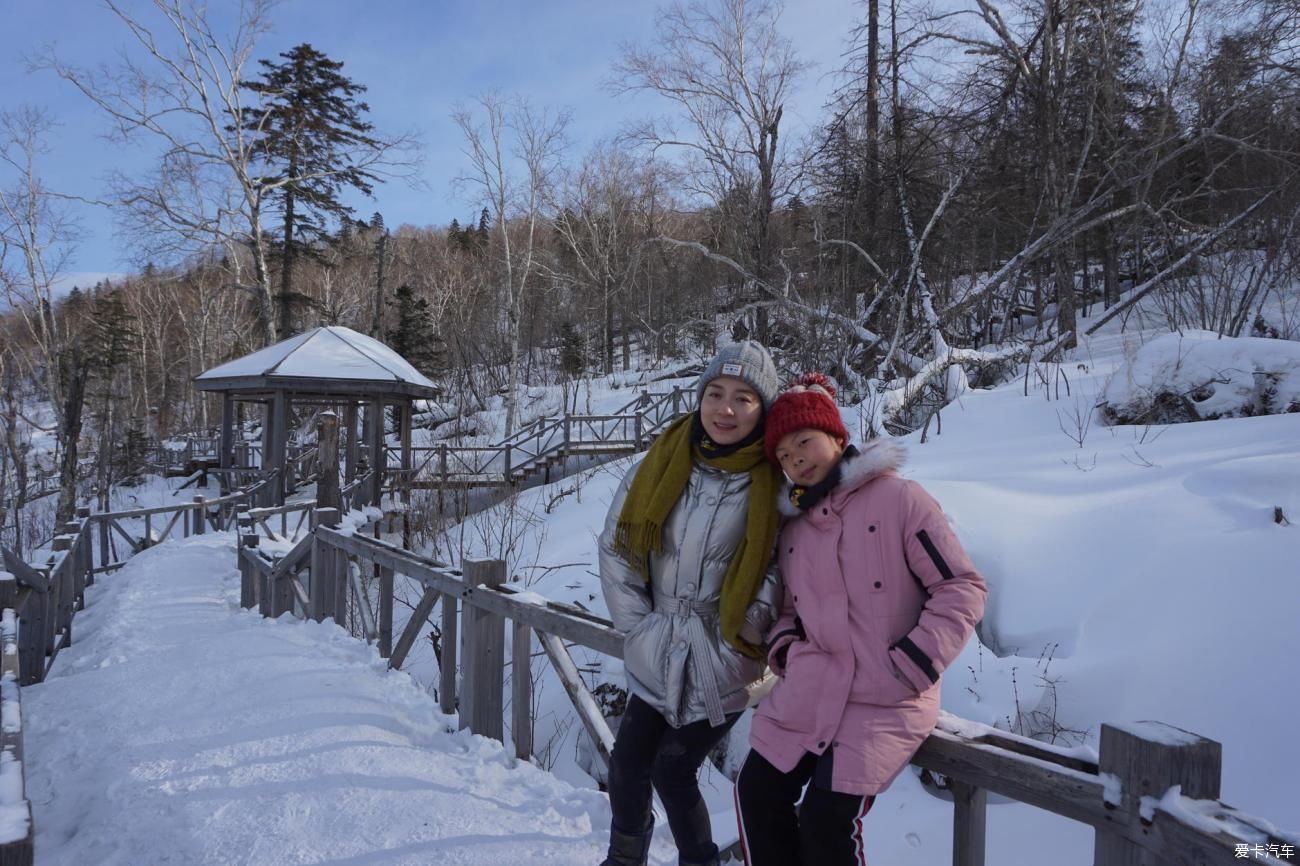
[86,292,140,374]
[475,207,491,254]
[558,320,589,378]
[385,283,446,376]
[85,292,142,502]
[119,417,151,483]
[241,43,382,339]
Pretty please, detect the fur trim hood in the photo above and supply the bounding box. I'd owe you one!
[777,438,907,516]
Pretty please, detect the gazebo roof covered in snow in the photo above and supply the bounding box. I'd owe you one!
[195,326,437,400]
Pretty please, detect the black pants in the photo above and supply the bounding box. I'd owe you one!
[734,748,876,866]
[607,693,739,863]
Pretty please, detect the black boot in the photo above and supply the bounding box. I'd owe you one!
[599,818,654,866]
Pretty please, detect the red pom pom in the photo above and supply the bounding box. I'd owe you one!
[790,371,837,399]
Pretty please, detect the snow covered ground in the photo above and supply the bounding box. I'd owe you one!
[24,535,617,866]
[17,321,1300,865]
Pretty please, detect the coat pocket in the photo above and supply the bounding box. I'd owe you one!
[710,627,766,701]
[847,616,922,706]
[623,612,671,700]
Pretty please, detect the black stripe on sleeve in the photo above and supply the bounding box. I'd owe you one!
[916,529,956,581]
[895,635,939,684]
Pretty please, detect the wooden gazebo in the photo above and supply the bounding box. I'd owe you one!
[195,326,437,507]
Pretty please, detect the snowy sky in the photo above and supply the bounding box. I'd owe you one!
[1,0,861,278]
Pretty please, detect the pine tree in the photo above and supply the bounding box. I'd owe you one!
[86,292,140,375]
[85,292,142,501]
[241,43,382,339]
[119,417,151,484]
[558,320,588,378]
[385,284,446,376]
[475,207,491,254]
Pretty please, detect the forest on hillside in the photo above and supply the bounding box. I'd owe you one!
[3,0,1299,538]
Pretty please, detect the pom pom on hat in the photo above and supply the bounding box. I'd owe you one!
[763,372,850,464]
[785,371,837,399]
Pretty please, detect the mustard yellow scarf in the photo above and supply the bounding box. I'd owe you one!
[613,413,781,658]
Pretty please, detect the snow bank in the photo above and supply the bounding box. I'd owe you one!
[1100,331,1300,424]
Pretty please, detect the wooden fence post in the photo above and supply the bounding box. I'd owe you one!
[65,523,85,617]
[243,533,268,616]
[236,514,256,609]
[317,412,341,514]
[950,778,988,866]
[378,564,394,658]
[0,572,15,623]
[512,619,533,760]
[6,556,47,687]
[76,507,95,589]
[51,537,72,648]
[270,552,295,619]
[439,591,458,715]
[309,508,341,623]
[97,517,109,583]
[241,530,261,611]
[460,558,506,741]
[1094,721,1223,866]
[192,496,206,535]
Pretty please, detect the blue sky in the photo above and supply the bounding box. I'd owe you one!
[1,0,860,281]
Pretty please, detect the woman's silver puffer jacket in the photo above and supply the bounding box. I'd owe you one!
[599,456,781,728]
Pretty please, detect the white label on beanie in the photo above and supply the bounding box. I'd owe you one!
[722,363,743,376]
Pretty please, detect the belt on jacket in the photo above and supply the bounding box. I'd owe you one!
[652,593,716,617]
[653,591,727,727]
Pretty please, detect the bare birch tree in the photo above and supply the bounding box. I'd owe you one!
[41,0,282,346]
[453,93,569,436]
[614,0,808,341]
[0,106,91,521]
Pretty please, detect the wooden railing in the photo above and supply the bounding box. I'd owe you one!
[235,521,1297,866]
[92,473,280,572]
[391,386,695,491]
[0,589,32,866]
[0,507,97,864]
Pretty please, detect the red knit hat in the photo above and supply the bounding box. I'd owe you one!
[763,372,850,463]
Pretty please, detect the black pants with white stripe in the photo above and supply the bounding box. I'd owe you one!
[734,748,875,866]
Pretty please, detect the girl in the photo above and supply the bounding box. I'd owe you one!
[599,341,785,866]
[735,373,987,866]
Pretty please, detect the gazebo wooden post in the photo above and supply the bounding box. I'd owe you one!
[260,397,275,505]
[269,390,289,506]
[218,392,235,494]
[367,396,385,508]
[345,402,360,485]
[400,402,412,507]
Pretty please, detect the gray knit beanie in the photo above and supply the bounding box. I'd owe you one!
[696,341,780,410]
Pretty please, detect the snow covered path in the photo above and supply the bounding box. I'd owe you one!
[23,533,613,866]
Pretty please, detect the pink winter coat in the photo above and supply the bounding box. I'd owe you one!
[749,440,987,796]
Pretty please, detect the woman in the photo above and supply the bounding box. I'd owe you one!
[598,341,784,866]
